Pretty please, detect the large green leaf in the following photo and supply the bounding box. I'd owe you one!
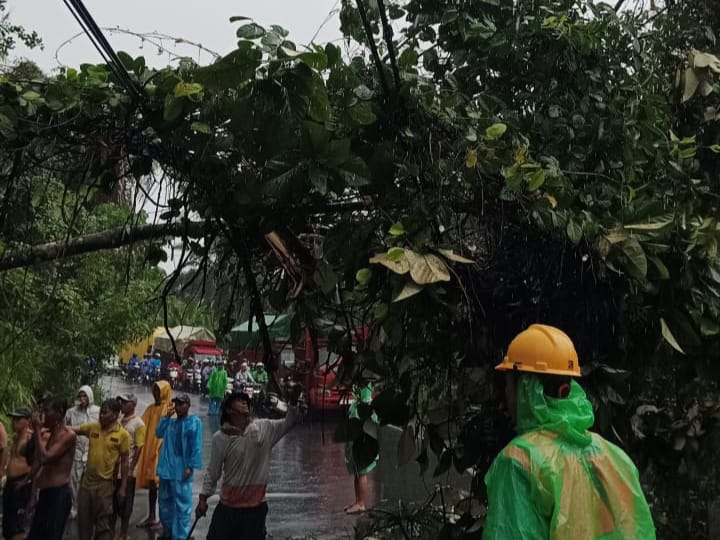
[236,23,266,39]
[618,237,647,279]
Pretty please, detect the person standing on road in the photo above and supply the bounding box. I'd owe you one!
[64,385,100,520]
[27,395,77,540]
[483,324,656,539]
[344,382,378,514]
[111,394,146,540]
[2,407,33,540]
[136,381,172,530]
[156,394,203,540]
[196,388,302,540]
[207,363,228,416]
[72,398,130,540]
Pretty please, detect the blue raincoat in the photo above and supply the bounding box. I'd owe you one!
[156,415,203,540]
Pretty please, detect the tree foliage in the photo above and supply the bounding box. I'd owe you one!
[1,0,720,537]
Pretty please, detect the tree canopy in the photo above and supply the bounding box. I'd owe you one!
[1,0,720,537]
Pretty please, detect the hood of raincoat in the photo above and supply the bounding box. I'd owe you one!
[153,380,172,403]
[78,384,95,407]
[515,374,595,447]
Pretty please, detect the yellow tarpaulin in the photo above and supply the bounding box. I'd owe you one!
[118,327,165,365]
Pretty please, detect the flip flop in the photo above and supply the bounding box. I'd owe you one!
[136,519,160,529]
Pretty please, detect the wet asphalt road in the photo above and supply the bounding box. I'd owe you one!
[61,376,469,539]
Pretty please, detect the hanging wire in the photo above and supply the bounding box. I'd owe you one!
[61,0,143,102]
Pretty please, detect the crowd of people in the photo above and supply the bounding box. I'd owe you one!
[0,325,659,539]
[0,377,302,540]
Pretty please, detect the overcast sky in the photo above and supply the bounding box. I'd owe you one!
[7,0,342,71]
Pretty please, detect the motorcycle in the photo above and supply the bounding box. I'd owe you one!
[256,391,289,419]
[192,368,203,394]
[169,367,180,389]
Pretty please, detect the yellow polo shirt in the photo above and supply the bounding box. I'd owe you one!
[77,422,130,489]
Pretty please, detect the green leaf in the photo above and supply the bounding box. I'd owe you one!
[163,94,183,122]
[485,123,507,140]
[387,247,405,261]
[21,90,41,102]
[337,156,371,187]
[527,170,546,190]
[116,51,134,70]
[619,237,647,279]
[648,255,670,279]
[353,85,373,100]
[308,84,331,122]
[313,262,338,294]
[229,16,251,23]
[348,103,377,125]
[236,23,266,39]
[174,82,203,98]
[566,219,582,245]
[356,268,372,285]
[303,121,330,154]
[709,144,720,153]
[309,166,329,194]
[465,149,478,168]
[389,222,405,236]
[193,47,261,90]
[300,50,328,70]
[190,121,212,134]
[325,43,341,67]
[0,113,16,139]
[398,47,418,68]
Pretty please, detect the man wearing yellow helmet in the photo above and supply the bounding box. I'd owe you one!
[484,324,656,540]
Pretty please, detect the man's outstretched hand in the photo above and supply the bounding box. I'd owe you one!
[195,498,208,518]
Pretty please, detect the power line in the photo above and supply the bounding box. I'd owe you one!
[61,0,143,101]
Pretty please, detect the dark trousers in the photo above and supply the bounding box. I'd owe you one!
[207,502,268,540]
[2,475,30,539]
[26,484,72,540]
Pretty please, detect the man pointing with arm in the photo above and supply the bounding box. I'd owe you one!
[196,386,302,540]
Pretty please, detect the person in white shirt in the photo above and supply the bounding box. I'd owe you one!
[196,388,301,540]
[64,385,99,519]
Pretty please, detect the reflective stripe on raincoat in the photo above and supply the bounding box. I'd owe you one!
[484,375,656,540]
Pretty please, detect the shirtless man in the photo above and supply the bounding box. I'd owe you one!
[26,395,77,540]
[2,408,33,540]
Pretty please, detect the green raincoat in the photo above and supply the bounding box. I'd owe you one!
[207,366,228,399]
[484,375,655,540]
[345,382,378,476]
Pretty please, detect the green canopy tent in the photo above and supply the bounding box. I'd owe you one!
[229,314,291,350]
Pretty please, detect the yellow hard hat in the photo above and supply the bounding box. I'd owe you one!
[495,324,581,377]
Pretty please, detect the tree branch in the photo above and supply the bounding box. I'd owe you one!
[376,0,402,91]
[356,0,391,98]
[0,220,207,271]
